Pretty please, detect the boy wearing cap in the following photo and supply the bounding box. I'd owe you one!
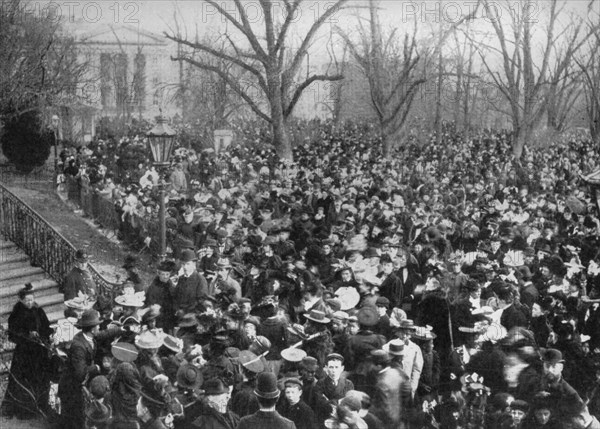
[278,378,317,429]
[314,353,355,425]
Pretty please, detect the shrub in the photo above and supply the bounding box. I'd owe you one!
[1,110,52,173]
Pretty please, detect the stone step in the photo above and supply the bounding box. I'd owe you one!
[0,259,33,272]
[0,278,59,300]
[0,240,17,251]
[0,293,64,320]
[1,272,51,288]
[0,247,25,261]
[0,266,45,282]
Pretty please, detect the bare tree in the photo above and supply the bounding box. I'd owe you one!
[0,0,88,121]
[545,16,588,132]
[165,0,348,160]
[575,6,600,145]
[338,0,426,157]
[474,0,576,158]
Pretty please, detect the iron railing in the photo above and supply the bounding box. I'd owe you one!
[0,183,122,299]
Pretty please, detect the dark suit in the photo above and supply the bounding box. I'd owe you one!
[314,376,354,424]
[237,410,296,429]
[173,270,209,314]
[63,267,97,300]
[277,400,317,429]
[58,332,99,429]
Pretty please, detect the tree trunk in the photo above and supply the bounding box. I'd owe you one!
[382,128,391,159]
[273,117,292,160]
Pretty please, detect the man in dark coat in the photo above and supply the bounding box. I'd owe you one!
[146,259,177,332]
[237,372,296,429]
[58,309,120,429]
[62,249,97,300]
[173,249,209,317]
[277,378,317,429]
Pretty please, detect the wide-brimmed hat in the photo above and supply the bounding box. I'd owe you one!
[413,325,437,341]
[203,378,229,396]
[75,309,102,328]
[162,335,184,353]
[115,291,146,308]
[397,319,416,331]
[383,339,405,356]
[305,309,331,324]
[135,330,164,350]
[357,306,379,327]
[255,372,280,399]
[281,347,307,363]
[75,249,89,262]
[111,342,139,362]
[86,400,112,424]
[157,259,177,273]
[334,286,360,311]
[177,363,203,390]
[178,313,198,328]
[238,350,265,374]
[180,249,198,262]
[65,293,96,311]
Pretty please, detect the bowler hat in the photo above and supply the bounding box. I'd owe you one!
[180,249,197,262]
[203,378,229,396]
[75,249,89,262]
[76,309,101,328]
[255,372,280,399]
[540,348,564,365]
[177,363,203,390]
[357,306,379,327]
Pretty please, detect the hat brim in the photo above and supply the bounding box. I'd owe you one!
[305,315,331,324]
[75,319,101,328]
[254,389,280,399]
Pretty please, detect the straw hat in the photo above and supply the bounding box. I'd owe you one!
[135,330,164,349]
[115,291,146,308]
[304,309,331,324]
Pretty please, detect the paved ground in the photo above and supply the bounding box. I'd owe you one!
[2,177,155,285]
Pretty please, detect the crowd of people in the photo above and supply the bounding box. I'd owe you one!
[4,121,600,429]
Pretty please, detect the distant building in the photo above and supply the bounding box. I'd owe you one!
[59,20,181,144]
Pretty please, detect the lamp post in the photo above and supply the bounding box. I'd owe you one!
[146,114,176,261]
[51,115,60,181]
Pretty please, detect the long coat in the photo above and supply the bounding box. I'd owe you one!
[58,331,100,429]
[2,301,53,418]
[371,367,412,429]
[190,401,240,429]
[173,271,208,314]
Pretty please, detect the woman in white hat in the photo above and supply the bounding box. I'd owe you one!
[135,330,165,384]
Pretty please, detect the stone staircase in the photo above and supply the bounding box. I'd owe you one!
[1,238,65,372]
